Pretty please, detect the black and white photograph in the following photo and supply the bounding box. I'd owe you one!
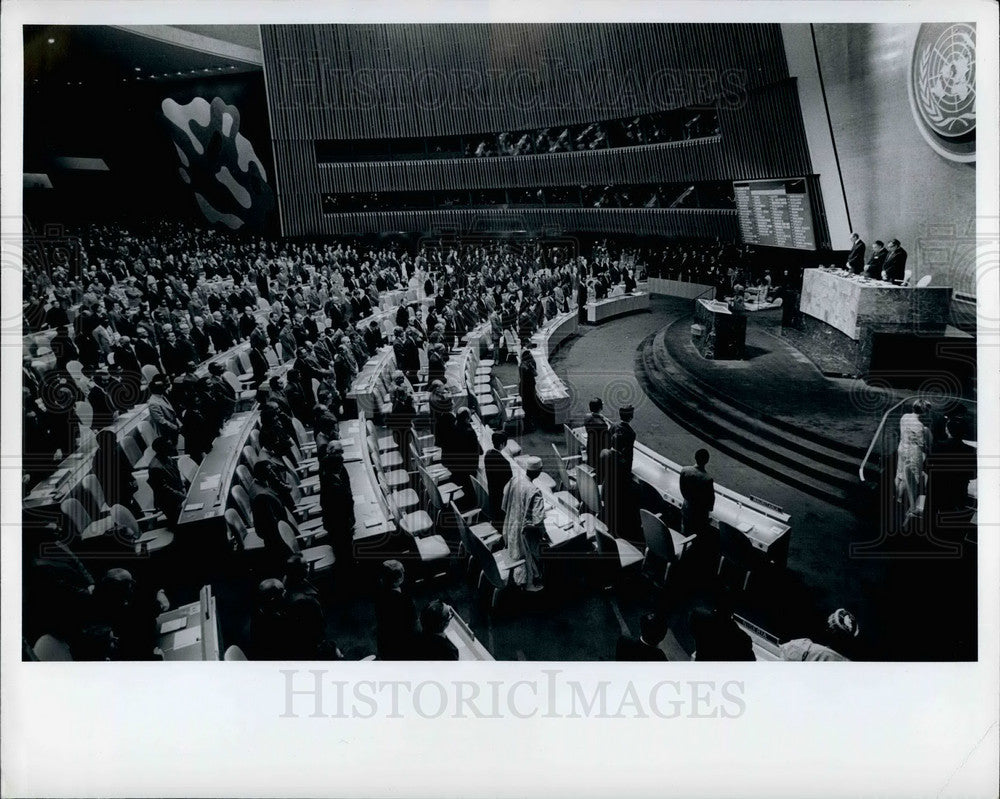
[2,2,998,797]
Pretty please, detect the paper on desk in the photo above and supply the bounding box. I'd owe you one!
[220,420,242,437]
[159,617,187,635]
[199,473,222,491]
[184,502,205,512]
[172,626,201,648]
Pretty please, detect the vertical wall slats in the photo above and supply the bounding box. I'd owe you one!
[262,24,821,239]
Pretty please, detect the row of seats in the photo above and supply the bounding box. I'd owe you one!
[224,417,336,573]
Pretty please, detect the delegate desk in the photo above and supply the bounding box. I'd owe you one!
[647,278,715,300]
[471,416,593,555]
[156,585,222,661]
[340,416,397,558]
[23,403,150,513]
[348,345,395,415]
[446,611,493,660]
[568,426,792,566]
[176,411,260,537]
[797,267,953,375]
[585,290,650,324]
[529,311,578,426]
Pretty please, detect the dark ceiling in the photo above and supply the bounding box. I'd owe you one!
[24,25,262,89]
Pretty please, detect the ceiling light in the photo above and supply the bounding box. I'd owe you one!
[47,38,55,44]
[134,67,141,72]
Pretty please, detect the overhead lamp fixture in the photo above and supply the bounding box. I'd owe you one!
[47,38,55,44]
[134,66,141,72]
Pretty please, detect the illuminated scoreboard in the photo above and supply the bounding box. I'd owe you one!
[733,178,817,250]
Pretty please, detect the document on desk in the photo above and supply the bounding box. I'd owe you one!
[219,419,242,437]
[199,473,222,492]
[159,617,187,635]
[172,626,201,649]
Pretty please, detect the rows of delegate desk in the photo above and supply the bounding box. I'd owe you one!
[166,289,790,659]
[28,279,791,660]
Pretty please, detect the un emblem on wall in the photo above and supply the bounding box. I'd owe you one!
[908,23,976,163]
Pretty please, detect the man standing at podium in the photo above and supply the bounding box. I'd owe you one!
[846,233,866,274]
[882,239,908,283]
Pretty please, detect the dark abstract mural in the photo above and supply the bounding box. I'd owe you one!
[162,95,275,229]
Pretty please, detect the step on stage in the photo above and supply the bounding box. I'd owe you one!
[637,299,912,506]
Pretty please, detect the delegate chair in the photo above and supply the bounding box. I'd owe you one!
[109,504,175,555]
[639,509,695,585]
[575,467,603,517]
[718,524,759,592]
[276,520,335,573]
[462,510,524,612]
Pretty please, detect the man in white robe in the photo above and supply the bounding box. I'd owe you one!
[501,456,547,591]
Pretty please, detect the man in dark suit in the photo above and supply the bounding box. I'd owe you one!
[249,342,270,388]
[679,448,716,539]
[610,404,637,479]
[865,240,887,279]
[484,431,513,521]
[411,600,459,661]
[189,316,212,361]
[50,325,79,369]
[132,326,163,371]
[926,418,977,526]
[207,311,235,353]
[846,233,866,273]
[238,306,257,340]
[146,437,188,527]
[374,560,418,661]
[577,278,589,323]
[87,371,118,429]
[882,239,908,283]
[249,460,295,572]
[615,612,669,661]
[583,397,610,472]
[112,337,141,378]
[364,321,384,354]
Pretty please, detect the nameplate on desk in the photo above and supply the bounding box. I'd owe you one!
[184,502,205,512]
[749,495,784,514]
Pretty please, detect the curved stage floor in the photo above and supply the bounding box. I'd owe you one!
[634,301,909,506]
[535,296,976,661]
